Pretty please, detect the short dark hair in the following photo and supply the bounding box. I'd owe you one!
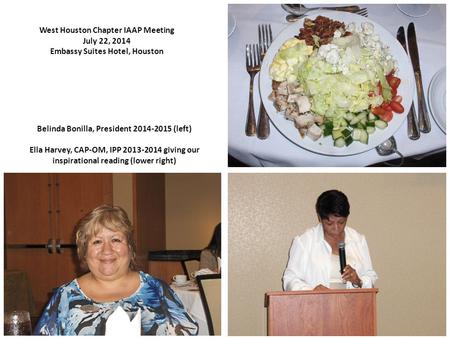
[315,190,350,219]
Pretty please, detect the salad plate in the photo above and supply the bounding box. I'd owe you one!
[428,67,446,134]
[228,13,236,38]
[259,10,415,156]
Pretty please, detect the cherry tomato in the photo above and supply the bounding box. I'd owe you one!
[392,95,403,103]
[390,101,404,113]
[391,87,397,96]
[372,106,386,117]
[381,102,392,112]
[387,75,401,89]
[379,109,393,122]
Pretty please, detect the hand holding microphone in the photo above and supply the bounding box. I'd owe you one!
[339,242,362,287]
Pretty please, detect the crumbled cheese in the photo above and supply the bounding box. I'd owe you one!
[318,44,340,65]
[361,22,374,35]
[346,23,356,33]
[311,21,396,77]
[333,30,342,38]
[347,21,396,75]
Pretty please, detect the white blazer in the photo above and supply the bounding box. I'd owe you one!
[283,224,378,291]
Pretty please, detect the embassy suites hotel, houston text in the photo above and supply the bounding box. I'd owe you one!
[50,47,163,56]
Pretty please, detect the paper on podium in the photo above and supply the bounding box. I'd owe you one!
[105,306,141,336]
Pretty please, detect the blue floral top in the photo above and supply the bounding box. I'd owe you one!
[34,271,198,335]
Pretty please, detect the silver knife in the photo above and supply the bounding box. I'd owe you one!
[407,22,431,133]
[397,26,420,140]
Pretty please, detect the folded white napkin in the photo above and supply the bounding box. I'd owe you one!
[105,306,141,336]
[191,268,215,278]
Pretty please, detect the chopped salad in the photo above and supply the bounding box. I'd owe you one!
[268,16,404,147]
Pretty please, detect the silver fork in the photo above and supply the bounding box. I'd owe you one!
[245,44,261,136]
[286,8,368,22]
[257,24,273,139]
[356,8,368,17]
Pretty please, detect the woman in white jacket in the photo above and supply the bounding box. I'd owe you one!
[283,190,377,291]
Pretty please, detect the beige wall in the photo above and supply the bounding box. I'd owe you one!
[165,173,221,250]
[113,173,221,250]
[112,173,134,224]
[229,173,445,336]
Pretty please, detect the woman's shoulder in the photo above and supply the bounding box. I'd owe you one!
[346,226,366,242]
[294,224,321,242]
[55,278,80,294]
[138,271,169,289]
[134,271,178,302]
[44,278,83,309]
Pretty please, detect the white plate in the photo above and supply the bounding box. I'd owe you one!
[172,281,191,287]
[428,67,446,134]
[397,4,431,18]
[259,10,415,156]
[228,13,236,38]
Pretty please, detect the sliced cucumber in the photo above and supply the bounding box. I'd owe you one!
[345,136,354,146]
[332,129,343,140]
[359,130,369,144]
[349,117,360,126]
[356,111,368,122]
[341,128,352,139]
[352,128,362,141]
[333,119,341,129]
[366,126,375,134]
[329,109,389,148]
[375,120,388,129]
[334,138,346,148]
[323,121,333,136]
[368,112,378,121]
[324,120,333,128]
[345,112,355,121]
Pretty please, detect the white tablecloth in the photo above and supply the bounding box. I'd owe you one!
[228,4,446,166]
[172,284,208,335]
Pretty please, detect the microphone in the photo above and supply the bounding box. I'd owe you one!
[338,241,346,274]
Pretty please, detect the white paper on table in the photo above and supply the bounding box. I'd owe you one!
[105,306,141,336]
[191,268,215,278]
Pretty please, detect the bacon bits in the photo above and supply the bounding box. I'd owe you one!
[296,15,345,46]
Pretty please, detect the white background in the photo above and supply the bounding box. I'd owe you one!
[0,0,227,172]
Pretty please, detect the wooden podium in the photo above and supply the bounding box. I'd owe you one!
[265,288,378,336]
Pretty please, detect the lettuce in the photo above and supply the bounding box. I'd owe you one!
[298,53,375,117]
